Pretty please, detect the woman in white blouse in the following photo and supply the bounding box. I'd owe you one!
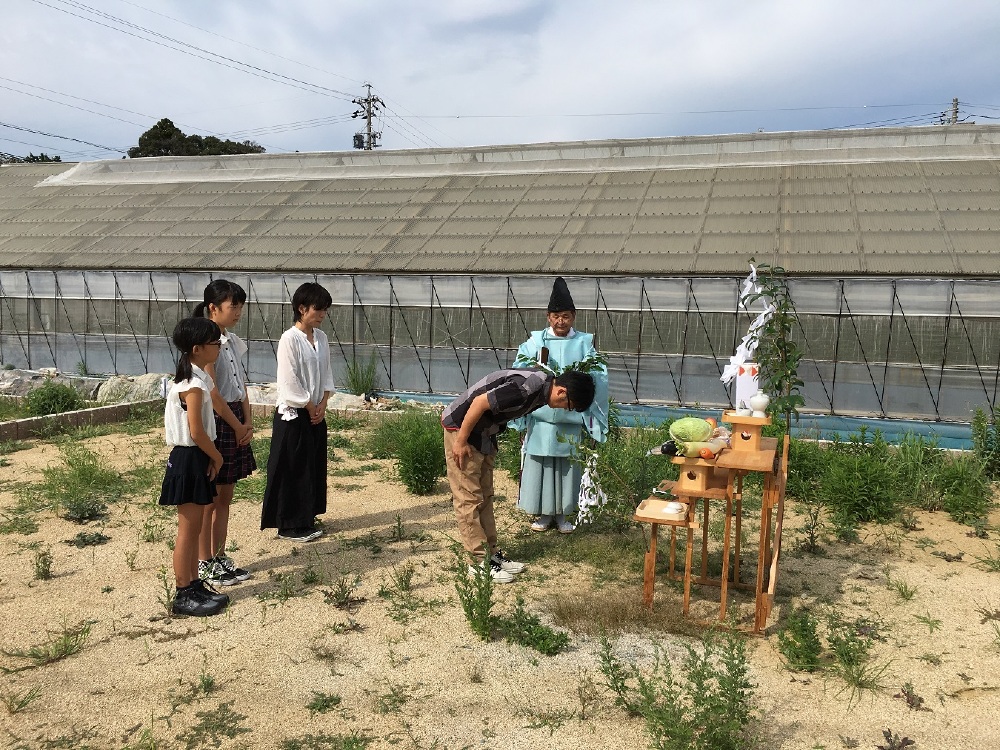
[260,282,335,542]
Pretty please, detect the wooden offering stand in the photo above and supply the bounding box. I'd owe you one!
[634,410,788,633]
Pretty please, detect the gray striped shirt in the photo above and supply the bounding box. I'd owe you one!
[441,369,551,455]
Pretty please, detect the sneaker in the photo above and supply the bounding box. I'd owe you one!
[277,527,323,542]
[530,514,553,532]
[172,584,226,617]
[468,560,515,584]
[491,548,526,574]
[216,555,251,582]
[556,514,576,534]
[198,558,239,587]
[189,578,230,606]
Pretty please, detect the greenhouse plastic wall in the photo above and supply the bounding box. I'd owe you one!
[1,271,997,422]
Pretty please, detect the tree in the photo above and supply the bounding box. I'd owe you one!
[24,153,62,162]
[128,118,264,158]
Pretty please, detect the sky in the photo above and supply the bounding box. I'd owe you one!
[3,0,1000,161]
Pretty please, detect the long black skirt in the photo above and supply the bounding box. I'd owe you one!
[260,409,327,530]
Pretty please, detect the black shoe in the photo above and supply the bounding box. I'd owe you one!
[172,585,226,617]
[277,527,323,542]
[189,578,230,605]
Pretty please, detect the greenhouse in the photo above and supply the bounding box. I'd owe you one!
[1,125,998,422]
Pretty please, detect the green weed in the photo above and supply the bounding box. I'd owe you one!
[343,351,381,395]
[64,530,111,548]
[876,728,915,749]
[322,573,364,610]
[372,682,411,714]
[280,731,373,750]
[972,405,1000,480]
[574,420,677,531]
[834,658,891,708]
[157,566,175,616]
[501,596,570,656]
[306,691,342,715]
[41,443,126,522]
[2,620,91,672]
[176,702,251,749]
[913,613,942,633]
[598,629,759,750]
[894,681,929,711]
[33,546,53,580]
[455,555,495,640]
[973,544,1000,572]
[776,607,822,672]
[887,577,917,601]
[1,685,42,714]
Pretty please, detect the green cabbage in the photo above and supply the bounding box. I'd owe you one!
[669,417,713,444]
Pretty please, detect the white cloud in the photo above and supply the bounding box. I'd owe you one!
[2,0,998,158]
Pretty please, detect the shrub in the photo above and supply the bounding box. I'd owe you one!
[500,596,570,655]
[364,409,437,459]
[578,420,677,532]
[786,438,825,503]
[820,431,899,529]
[935,452,992,525]
[972,406,1000,480]
[455,555,494,641]
[391,413,445,494]
[776,607,822,672]
[42,443,124,522]
[24,380,84,416]
[495,427,522,482]
[599,630,759,750]
[342,352,381,396]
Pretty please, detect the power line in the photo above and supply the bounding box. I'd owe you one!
[0,121,125,153]
[0,135,107,159]
[31,0,357,102]
[111,0,449,149]
[0,74,290,154]
[112,0,367,88]
[0,82,148,128]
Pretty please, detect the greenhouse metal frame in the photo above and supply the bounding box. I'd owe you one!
[1,270,997,422]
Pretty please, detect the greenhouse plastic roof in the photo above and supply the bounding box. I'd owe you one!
[2,124,1000,276]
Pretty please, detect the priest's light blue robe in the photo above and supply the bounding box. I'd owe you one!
[511,328,609,516]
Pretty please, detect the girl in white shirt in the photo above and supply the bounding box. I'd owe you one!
[260,282,335,542]
[158,317,229,617]
[193,280,257,586]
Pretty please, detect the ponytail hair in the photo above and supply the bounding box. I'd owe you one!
[172,317,221,382]
[193,279,247,318]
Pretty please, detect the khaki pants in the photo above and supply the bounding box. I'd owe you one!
[443,429,497,561]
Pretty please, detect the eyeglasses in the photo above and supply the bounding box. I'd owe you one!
[205,340,222,347]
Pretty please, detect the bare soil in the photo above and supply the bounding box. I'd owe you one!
[1,423,999,750]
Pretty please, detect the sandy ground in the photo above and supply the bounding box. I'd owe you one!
[1,423,999,750]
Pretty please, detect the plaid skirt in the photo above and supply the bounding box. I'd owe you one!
[214,401,258,484]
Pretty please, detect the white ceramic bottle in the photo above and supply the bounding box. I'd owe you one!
[749,389,770,417]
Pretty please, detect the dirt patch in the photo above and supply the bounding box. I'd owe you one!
[1,426,999,749]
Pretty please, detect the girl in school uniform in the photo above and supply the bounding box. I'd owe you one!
[159,317,229,617]
[260,282,335,542]
[193,280,257,586]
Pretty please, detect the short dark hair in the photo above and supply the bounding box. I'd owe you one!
[554,370,595,412]
[292,282,333,322]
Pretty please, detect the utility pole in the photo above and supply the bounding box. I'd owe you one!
[951,97,959,125]
[352,83,384,150]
